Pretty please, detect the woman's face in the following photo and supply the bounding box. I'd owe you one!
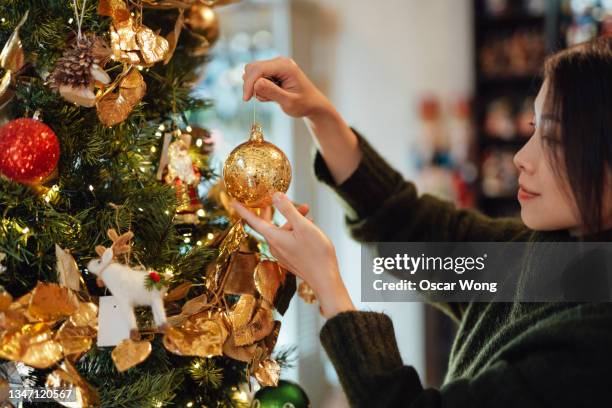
[513,80,581,231]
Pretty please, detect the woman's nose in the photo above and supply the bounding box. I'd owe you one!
[513,139,536,174]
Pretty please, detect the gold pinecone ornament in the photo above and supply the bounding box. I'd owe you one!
[223,123,292,208]
[48,34,111,107]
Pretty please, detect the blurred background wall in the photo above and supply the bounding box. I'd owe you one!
[289,1,473,406]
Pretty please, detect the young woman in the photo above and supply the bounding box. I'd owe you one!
[233,37,612,407]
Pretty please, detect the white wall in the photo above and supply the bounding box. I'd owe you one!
[289,1,474,406]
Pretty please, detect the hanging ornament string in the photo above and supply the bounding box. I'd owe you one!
[253,91,258,125]
[127,0,144,25]
[71,0,88,41]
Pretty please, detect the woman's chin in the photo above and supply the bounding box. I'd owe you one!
[520,208,550,230]
[520,208,577,231]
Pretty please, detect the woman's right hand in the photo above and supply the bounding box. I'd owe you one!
[231,192,356,319]
[243,57,362,184]
[242,57,334,120]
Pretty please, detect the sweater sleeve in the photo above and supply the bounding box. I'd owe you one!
[313,130,530,244]
[314,130,531,321]
[320,310,609,408]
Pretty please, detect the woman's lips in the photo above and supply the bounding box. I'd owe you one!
[518,185,540,201]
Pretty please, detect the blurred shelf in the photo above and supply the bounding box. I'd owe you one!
[480,136,528,148]
[473,0,554,218]
[477,14,545,29]
[477,74,542,88]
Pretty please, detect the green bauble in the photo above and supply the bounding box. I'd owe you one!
[251,380,310,408]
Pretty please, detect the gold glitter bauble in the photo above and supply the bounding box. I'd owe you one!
[223,124,292,208]
[186,4,220,46]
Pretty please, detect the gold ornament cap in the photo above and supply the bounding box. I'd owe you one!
[249,123,264,142]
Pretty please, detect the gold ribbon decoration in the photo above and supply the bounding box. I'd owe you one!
[0,11,28,109]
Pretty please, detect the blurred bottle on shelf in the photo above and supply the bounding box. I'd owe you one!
[561,0,612,47]
[481,149,519,198]
[483,95,534,140]
[479,30,546,78]
[484,98,516,139]
[482,0,546,17]
[413,96,476,208]
[515,96,535,138]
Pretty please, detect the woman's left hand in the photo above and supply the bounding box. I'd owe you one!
[231,192,356,319]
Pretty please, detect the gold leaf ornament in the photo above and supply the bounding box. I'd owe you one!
[163,312,228,357]
[222,332,257,362]
[97,67,146,127]
[111,338,152,372]
[110,19,141,65]
[164,9,185,64]
[55,320,95,362]
[0,11,27,73]
[254,259,283,304]
[137,25,170,66]
[0,322,63,369]
[27,282,79,322]
[68,301,98,329]
[210,221,247,291]
[228,294,256,330]
[46,360,100,407]
[298,281,317,304]
[223,251,259,296]
[0,309,27,331]
[254,358,280,387]
[0,11,28,108]
[55,245,83,292]
[0,291,13,312]
[107,10,169,66]
[98,0,132,22]
[233,303,274,347]
[165,282,193,302]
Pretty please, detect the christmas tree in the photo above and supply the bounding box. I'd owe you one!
[0,1,297,406]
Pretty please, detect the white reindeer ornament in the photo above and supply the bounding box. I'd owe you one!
[87,229,168,341]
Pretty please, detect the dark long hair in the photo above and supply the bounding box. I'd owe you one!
[543,37,612,235]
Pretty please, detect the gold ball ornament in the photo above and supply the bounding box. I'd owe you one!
[186,4,220,47]
[223,124,292,208]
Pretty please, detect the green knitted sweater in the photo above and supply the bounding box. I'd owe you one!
[314,131,612,407]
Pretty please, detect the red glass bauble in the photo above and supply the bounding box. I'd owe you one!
[0,118,60,184]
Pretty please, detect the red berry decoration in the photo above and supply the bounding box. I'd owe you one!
[149,271,161,283]
[0,118,60,184]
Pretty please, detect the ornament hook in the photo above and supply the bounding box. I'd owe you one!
[249,123,264,143]
[71,0,88,41]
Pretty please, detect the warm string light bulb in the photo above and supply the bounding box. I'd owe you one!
[40,184,60,204]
